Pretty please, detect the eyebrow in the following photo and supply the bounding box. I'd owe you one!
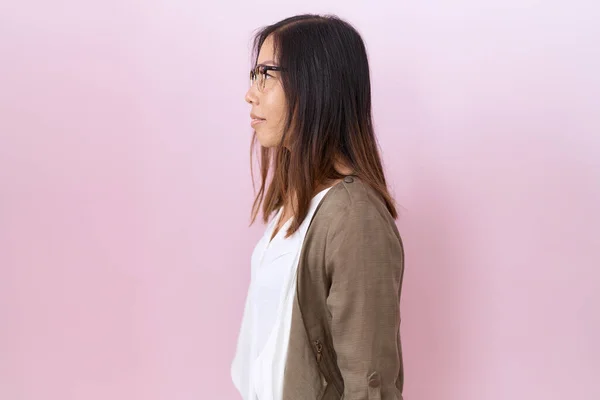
[256,60,279,67]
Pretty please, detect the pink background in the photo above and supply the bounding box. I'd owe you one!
[1,1,599,399]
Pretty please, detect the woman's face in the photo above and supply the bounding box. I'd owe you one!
[245,35,287,148]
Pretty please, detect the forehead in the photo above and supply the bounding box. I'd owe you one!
[257,35,277,65]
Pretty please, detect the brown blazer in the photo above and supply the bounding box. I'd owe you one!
[282,175,405,400]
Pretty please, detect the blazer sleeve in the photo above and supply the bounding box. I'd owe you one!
[325,201,405,400]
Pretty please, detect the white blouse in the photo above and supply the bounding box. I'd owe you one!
[231,186,333,400]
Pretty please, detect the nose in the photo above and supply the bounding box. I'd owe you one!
[245,85,259,105]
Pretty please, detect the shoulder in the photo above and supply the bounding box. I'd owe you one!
[313,176,404,280]
[312,176,401,243]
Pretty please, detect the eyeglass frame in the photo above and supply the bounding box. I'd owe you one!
[249,64,286,91]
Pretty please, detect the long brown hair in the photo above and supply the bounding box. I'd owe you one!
[249,14,398,237]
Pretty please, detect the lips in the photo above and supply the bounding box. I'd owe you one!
[250,113,265,127]
[251,118,265,127]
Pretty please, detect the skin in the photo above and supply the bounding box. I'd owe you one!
[245,34,353,238]
[244,35,288,149]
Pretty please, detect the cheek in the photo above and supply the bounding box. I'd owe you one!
[265,89,287,124]
[256,88,287,147]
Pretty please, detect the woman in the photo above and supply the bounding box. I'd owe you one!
[231,14,405,400]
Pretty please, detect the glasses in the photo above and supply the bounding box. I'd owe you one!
[250,64,285,92]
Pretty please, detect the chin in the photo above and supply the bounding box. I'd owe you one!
[256,132,280,148]
[258,141,278,149]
